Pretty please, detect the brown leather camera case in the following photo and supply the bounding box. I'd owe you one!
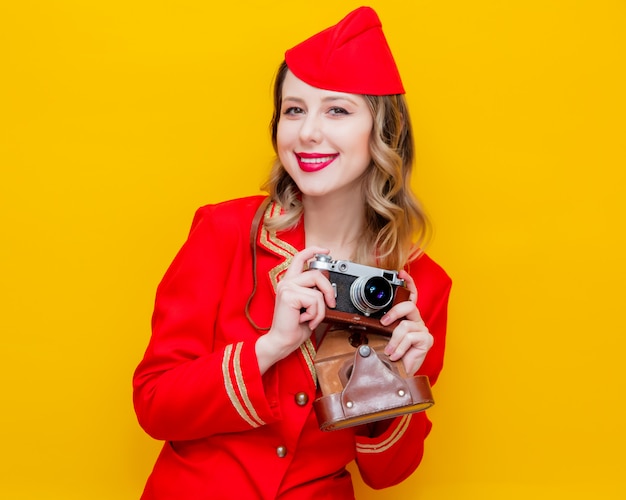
[313,329,434,431]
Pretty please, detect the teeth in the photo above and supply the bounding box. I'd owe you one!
[300,156,335,164]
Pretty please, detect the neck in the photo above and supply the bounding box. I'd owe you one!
[302,194,366,261]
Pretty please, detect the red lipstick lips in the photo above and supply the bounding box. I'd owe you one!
[296,152,338,172]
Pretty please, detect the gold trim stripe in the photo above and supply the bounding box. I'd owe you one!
[299,339,317,386]
[259,202,298,291]
[356,414,412,454]
[232,342,266,427]
[222,343,263,428]
[269,260,291,290]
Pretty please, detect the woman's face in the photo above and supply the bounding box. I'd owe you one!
[276,71,374,201]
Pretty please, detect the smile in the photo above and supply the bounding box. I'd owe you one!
[296,153,339,172]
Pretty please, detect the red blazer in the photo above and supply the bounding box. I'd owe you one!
[133,196,452,499]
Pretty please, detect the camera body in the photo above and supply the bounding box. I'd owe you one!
[308,254,409,334]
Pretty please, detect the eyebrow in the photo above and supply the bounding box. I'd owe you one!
[282,95,360,106]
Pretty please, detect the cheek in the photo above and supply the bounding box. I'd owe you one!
[276,124,294,167]
[342,118,373,152]
[350,128,373,159]
[276,121,294,150]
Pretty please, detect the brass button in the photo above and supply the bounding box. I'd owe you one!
[276,446,287,458]
[294,392,309,406]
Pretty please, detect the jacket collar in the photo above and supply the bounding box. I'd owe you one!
[257,200,305,291]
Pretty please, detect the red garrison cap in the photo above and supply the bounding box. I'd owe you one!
[285,6,405,95]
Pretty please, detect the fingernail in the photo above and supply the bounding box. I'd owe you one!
[380,314,390,325]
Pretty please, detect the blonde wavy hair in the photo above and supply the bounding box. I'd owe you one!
[262,62,430,270]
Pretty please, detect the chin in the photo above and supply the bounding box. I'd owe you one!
[298,189,329,199]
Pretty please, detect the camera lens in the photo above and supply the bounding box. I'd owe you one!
[350,276,393,315]
[364,277,392,306]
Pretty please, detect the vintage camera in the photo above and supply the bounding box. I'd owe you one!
[308,256,434,431]
[308,254,410,335]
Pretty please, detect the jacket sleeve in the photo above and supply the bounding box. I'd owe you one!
[354,255,452,488]
[132,204,282,441]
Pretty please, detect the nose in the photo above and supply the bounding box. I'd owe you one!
[298,113,323,144]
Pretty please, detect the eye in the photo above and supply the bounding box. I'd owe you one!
[283,106,304,115]
[328,107,349,115]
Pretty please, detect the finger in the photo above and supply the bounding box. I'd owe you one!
[401,347,429,375]
[283,247,329,279]
[298,300,318,324]
[398,270,418,304]
[386,330,433,362]
[384,319,430,355]
[380,300,424,327]
[297,288,328,330]
[305,305,326,331]
[273,284,325,335]
[286,269,336,309]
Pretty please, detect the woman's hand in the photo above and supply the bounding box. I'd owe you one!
[255,247,336,374]
[380,270,433,375]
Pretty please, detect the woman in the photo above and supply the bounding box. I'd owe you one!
[133,7,452,499]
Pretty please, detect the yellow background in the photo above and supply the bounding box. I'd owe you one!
[1,1,625,498]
